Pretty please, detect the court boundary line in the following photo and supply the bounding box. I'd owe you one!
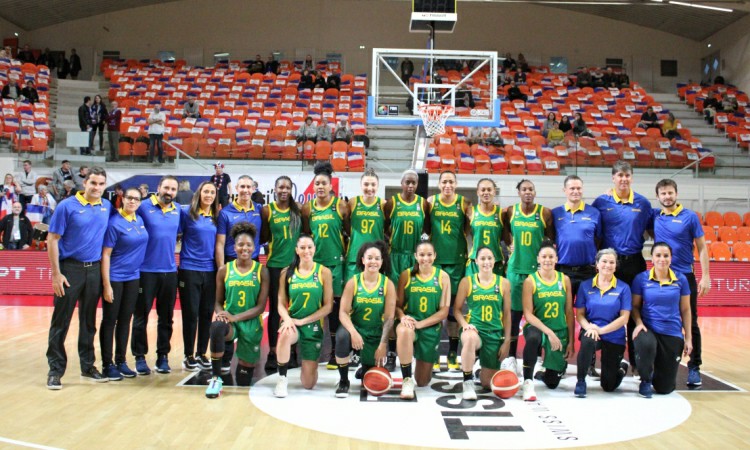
[0,436,63,450]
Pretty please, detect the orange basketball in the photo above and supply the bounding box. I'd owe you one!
[362,367,393,396]
[491,369,520,399]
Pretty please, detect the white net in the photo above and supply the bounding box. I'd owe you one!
[417,103,455,137]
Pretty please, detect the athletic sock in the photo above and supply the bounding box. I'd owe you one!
[463,370,473,381]
[211,357,222,377]
[338,363,349,381]
[236,366,252,386]
[388,338,397,353]
[277,362,288,377]
[401,363,412,379]
[523,364,533,381]
[330,336,336,353]
[449,337,459,354]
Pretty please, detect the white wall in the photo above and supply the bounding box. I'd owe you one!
[24,0,703,92]
[703,15,750,94]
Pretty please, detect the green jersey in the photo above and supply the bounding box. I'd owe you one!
[389,194,426,254]
[465,274,505,334]
[530,271,567,331]
[224,260,263,317]
[288,263,325,320]
[403,267,444,321]
[431,194,468,264]
[351,273,387,331]
[266,202,300,268]
[507,203,547,274]
[469,205,503,262]
[347,196,385,263]
[310,196,345,267]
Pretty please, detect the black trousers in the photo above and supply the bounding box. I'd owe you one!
[148,134,164,162]
[131,271,178,357]
[576,332,626,391]
[267,266,283,349]
[178,269,216,357]
[100,279,139,366]
[616,253,647,367]
[509,309,523,357]
[557,264,596,300]
[684,272,702,369]
[46,260,102,377]
[89,122,104,150]
[634,330,683,394]
[522,325,563,389]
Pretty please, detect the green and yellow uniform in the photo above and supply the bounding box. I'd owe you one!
[350,273,388,367]
[464,274,506,370]
[431,194,468,296]
[526,271,568,372]
[287,263,326,361]
[389,194,426,283]
[465,205,504,278]
[346,196,385,281]
[310,196,345,296]
[403,267,445,362]
[224,260,264,363]
[266,202,300,268]
[507,203,547,311]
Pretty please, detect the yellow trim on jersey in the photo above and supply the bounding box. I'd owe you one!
[648,267,678,285]
[151,194,176,213]
[613,189,634,205]
[358,273,383,295]
[271,202,290,214]
[660,204,684,216]
[233,260,257,278]
[537,271,561,287]
[224,261,233,282]
[474,273,498,290]
[312,196,335,212]
[564,202,585,213]
[592,274,618,294]
[477,204,498,218]
[415,267,437,283]
[75,191,103,206]
[437,193,458,209]
[118,208,137,222]
[233,200,256,213]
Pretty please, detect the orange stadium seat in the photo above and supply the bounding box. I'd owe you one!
[704,211,724,228]
[744,212,750,227]
[701,226,716,244]
[737,227,750,244]
[723,211,742,228]
[733,242,750,261]
[717,226,737,244]
[710,242,732,261]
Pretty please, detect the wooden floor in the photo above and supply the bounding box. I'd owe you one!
[1,304,749,450]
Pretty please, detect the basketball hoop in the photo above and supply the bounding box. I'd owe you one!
[417,103,455,137]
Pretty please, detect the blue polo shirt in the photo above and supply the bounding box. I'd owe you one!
[104,209,149,282]
[217,200,262,260]
[575,275,632,345]
[592,190,652,256]
[552,202,601,266]
[632,268,690,338]
[179,208,217,272]
[49,192,111,263]
[652,205,704,274]
[138,195,181,273]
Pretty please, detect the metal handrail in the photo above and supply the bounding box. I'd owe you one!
[163,140,209,170]
[669,152,714,178]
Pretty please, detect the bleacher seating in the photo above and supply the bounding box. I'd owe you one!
[694,209,750,261]
[678,83,749,149]
[0,58,52,152]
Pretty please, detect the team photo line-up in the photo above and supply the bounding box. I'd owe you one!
[45,159,707,402]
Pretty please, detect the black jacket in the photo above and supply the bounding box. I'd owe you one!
[78,104,92,130]
[0,214,33,248]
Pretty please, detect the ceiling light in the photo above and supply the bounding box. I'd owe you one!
[668,1,733,12]
[707,43,712,47]
[14,32,18,37]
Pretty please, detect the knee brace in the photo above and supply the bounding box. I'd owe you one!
[210,321,230,354]
[335,327,352,359]
[544,369,563,389]
[236,365,252,386]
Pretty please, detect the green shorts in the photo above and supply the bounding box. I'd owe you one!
[435,262,466,298]
[230,317,263,364]
[325,262,345,297]
[464,260,505,278]
[344,261,361,283]
[542,328,569,373]
[390,252,415,285]
[357,327,383,367]
[506,270,530,311]
[468,329,504,370]
[413,324,441,364]
[297,320,324,362]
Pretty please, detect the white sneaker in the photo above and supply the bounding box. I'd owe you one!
[462,380,477,401]
[522,379,537,402]
[400,377,415,399]
[501,356,518,375]
[534,357,543,375]
[273,375,288,398]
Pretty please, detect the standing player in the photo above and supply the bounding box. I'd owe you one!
[652,179,709,386]
[302,161,350,370]
[396,241,451,399]
[502,179,554,375]
[465,178,504,278]
[274,235,334,397]
[46,167,111,389]
[260,176,302,373]
[454,247,511,400]
[429,171,471,371]
[205,223,270,398]
[131,175,180,375]
[521,243,574,401]
[334,241,396,397]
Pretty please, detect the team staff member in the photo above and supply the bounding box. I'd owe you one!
[261,176,302,372]
[211,162,232,207]
[652,179,709,387]
[631,242,692,398]
[502,179,554,375]
[334,241,396,397]
[466,178,504,278]
[574,249,631,398]
[131,176,180,375]
[100,187,148,381]
[429,171,471,371]
[454,247,511,400]
[302,161,350,370]
[274,235,334,398]
[46,166,111,390]
[216,175,262,265]
[396,241,450,400]
[178,181,219,372]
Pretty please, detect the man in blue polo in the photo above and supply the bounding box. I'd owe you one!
[592,160,652,371]
[46,166,111,390]
[131,175,180,375]
[652,178,710,387]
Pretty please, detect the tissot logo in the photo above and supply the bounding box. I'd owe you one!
[250,365,691,448]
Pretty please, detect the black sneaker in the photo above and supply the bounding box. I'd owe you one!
[182,355,199,372]
[534,370,545,381]
[264,352,278,373]
[81,367,108,383]
[587,365,601,379]
[47,375,62,390]
[335,379,350,398]
[355,366,365,380]
[385,351,397,372]
[195,355,211,371]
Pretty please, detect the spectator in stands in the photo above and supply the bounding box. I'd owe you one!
[296,117,317,143]
[138,183,150,200]
[458,91,475,108]
[573,112,594,138]
[542,112,558,138]
[602,67,617,88]
[21,80,39,104]
[547,122,565,146]
[60,180,77,200]
[486,129,503,147]
[266,54,279,75]
[183,95,201,118]
[498,68,511,86]
[147,103,167,164]
[89,95,108,152]
[249,55,264,74]
[0,201,32,250]
[37,48,52,67]
[0,48,7,58]
[2,79,21,100]
[713,75,725,85]
[78,96,93,154]
[56,54,69,79]
[662,113,681,140]
[637,106,661,133]
[721,94,738,112]
[468,127,484,145]
[75,166,89,191]
[502,52,516,71]
[251,180,265,205]
[517,53,530,73]
[112,184,124,210]
[299,69,314,90]
[17,160,37,208]
[507,80,527,102]
[211,162,231,207]
[69,49,82,80]
[31,185,57,225]
[17,44,34,64]
[591,69,605,88]
[400,58,414,84]
[326,73,341,90]
[175,180,194,205]
[313,71,327,89]
[317,118,332,142]
[617,72,630,89]
[51,160,74,200]
[303,54,314,71]
[3,173,20,202]
[333,120,353,144]
[702,95,720,124]
[514,70,527,84]
[576,69,591,88]
[106,100,122,162]
[559,115,573,133]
